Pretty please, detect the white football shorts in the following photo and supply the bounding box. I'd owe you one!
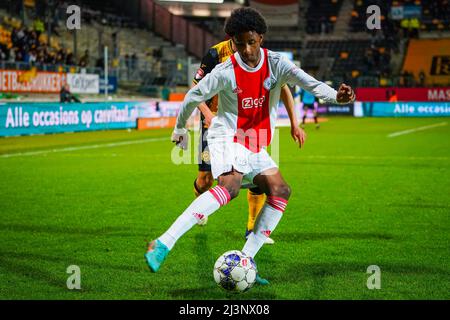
[207,139,278,186]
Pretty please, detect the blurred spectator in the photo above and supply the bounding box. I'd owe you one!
[131,53,138,71]
[387,89,398,102]
[400,18,420,39]
[0,43,9,61]
[380,50,391,74]
[96,56,104,68]
[399,71,406,87]
[419,70,426,87]
[66,51,74,65]
[12,27,25,48]
[60,84,81,103]
[112,57,120,68]
[319,16,327,35]
[409,18,420,38]
[28,49,37,64]
[379,73,389,87]
[363,48,373,72]
[8,47,16,62]
[79,49,90,67]
[401,70,416,88]
[152,47,162,59]
[400,18,410,38]
[0,19,93,70]
[124,53,130,79]
[15,49,23,62]
[33,19,45,36]
[55,49,64,64]
[36,49,45,64]
[409,72,417,87]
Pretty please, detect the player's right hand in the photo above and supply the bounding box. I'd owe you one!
[171,128,188,150]
[291,126,306,148]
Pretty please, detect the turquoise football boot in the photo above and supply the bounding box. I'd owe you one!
[144,239,169,272]
[248,257,269,285]
[247,256,270,285]
[255,273,270,286]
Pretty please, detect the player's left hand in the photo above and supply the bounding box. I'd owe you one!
[291,126,306,148]
[171,128,189,150]
[336,83,356,104]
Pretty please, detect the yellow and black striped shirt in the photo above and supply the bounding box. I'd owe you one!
[193,40,235,114]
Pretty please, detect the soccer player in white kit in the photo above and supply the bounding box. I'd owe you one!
[145,8,355,282]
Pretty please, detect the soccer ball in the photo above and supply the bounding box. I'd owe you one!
[213,250,257,293]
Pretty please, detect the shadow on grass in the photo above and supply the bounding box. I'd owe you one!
[0,256,77,291]
[193,232,214,281]
[167,231,228,299]
[390,203,450,210]
[0,250,143,273]
[0,222,135,237]
[274,261,450,284]
[273,231,394,242]
[296,160,446,169]
[271,261,450,299]
[0,248,153,295]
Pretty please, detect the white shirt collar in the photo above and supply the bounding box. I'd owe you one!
[233,48,264,73]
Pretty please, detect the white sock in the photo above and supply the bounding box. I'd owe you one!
[158,186,230,250]
[242,196,288,258]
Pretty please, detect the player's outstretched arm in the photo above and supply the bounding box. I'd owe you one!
[281,57,354,105]
[280,85,306,148]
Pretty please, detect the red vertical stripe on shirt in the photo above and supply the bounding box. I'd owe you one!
[231,49,271,153]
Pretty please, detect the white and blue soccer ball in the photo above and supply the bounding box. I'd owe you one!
[213,250,257,293]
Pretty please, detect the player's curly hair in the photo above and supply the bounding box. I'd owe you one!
[224,7,267,37]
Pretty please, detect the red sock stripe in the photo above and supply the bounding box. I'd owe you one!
[209,186,231,206]
[217,186,231,204]
[267,196,288,212]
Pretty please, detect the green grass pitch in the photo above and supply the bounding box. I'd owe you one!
[0,117,449,300]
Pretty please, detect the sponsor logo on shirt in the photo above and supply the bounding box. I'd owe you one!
[242,96,266,109]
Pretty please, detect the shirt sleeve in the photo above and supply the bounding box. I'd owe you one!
[192,48,220,86]
[280,56,338,104]
[176,65,226,129]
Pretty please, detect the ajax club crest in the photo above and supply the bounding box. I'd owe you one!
[263,77,272,90]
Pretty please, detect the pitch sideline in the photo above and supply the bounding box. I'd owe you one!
[0,137,168,158]
[387,122,448,138]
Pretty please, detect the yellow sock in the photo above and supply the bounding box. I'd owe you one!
[247,190,266,231]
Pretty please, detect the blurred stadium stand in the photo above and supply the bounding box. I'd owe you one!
[0,0,449,101]
[305,0,343,34]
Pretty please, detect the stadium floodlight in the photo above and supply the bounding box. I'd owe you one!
[193,9,212,16]
[159,0,224,3]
